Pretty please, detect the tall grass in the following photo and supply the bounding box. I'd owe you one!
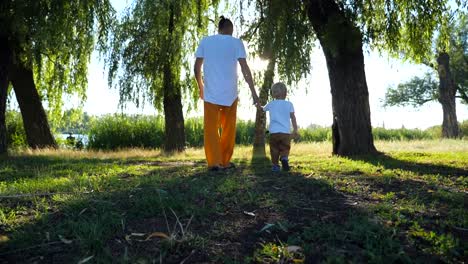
[87,115,165,149]
[5,112,468,150]
[87,115,258,150]
[5,111,27,149]
[372,127,433,140]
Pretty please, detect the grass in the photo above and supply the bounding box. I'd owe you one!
[0,140,467,263]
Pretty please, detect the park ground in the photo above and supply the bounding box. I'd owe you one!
[0,140,467,263]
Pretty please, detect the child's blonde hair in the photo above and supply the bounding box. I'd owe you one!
[271,82,287,98]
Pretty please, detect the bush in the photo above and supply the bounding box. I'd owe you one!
[87,115,260,150]
[373,127,434,141]
[87,115,165,150]
[236,120,255,145]
[5,111,27,149]
[297,127,330,142]
[459,120,468,139]
[184,117,204,147]
[84,115,468,150]
[425,125,442,139]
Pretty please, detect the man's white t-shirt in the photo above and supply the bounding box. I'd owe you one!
[195,34,247,106]
[263,100,295,134]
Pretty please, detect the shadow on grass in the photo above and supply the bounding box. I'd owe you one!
[350,153,468,177]
[244,155,425,263]
[0,153,458,263]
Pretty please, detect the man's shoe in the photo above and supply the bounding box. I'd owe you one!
[223,162,236,170]
[280,156,290,171]
[208,166,222,172]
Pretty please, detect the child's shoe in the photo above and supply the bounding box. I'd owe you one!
[280,156,290,171]
[272,165,281,172]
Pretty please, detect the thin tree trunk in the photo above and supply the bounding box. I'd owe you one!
[253,59,275,157]
[161,4,185,152]
[0,36,9,154]
[9,62,57,149]
[437,52,459,138]
[162,65,185,152]
[304,0,377,155]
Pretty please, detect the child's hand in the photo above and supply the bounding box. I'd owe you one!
[255,102,263,110]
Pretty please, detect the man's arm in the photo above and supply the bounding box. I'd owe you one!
[194,58,204,99]
[290,112,299,138]
[238,58,259,105]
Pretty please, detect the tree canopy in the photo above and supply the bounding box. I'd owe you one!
[242,0,315,85]
[0,0,114,116]
[384,12,468,108]
[238,0,460,155]
[107,0,218,109]
[107,0,219,151]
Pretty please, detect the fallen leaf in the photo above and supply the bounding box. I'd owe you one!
[292,258,305,263]
[287,245,303,253]
[77,255,94,264]
[288,246,305,263]
[58,235,73,244]
[78,208,88,216]
[0,235,9,243]
[125,233,145,243]
[259,223,275,233]
[243,211,255,217]
[145,232,170,241]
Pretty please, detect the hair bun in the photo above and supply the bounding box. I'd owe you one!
[220,15,225,20]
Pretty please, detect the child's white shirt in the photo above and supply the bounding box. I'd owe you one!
[263,99,295,134]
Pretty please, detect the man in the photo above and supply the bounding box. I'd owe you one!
[194,16,259,171]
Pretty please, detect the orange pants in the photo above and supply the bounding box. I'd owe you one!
[204,99,238,167]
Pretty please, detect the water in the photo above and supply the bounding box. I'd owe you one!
[58,134,89,146]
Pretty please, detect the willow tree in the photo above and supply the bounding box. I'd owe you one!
[107,0,217,152]
[0,0,113,154]
[385,13,467,138]
[242,0,314,157]
[246,0,460,155]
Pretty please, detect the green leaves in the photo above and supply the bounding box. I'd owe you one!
[1,0,115,119]
[384,12,468,108]
[107,0,217,109]
[243,0,315,85]
[384,72,439,107]
[355,0,451,62]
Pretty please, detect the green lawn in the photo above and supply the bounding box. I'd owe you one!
[0,140,467,263]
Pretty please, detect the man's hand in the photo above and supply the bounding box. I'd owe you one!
[253,94,260,106]
[238,58,260,105]
[199,85,204,100]
[255,101,263,111]
[194,57,204,100]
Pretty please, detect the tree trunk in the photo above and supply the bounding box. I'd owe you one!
[0,36,9,154]
[304,0,377,155]
[253,59,275,157]
[9,62,57,149]
[161,4,185,152]
[437,52,459,138]
[162,64,185,152]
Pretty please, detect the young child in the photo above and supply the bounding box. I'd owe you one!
[258,82,298,172]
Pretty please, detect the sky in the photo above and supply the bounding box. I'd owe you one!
[10,0,468,130]
[82,45,467,129]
